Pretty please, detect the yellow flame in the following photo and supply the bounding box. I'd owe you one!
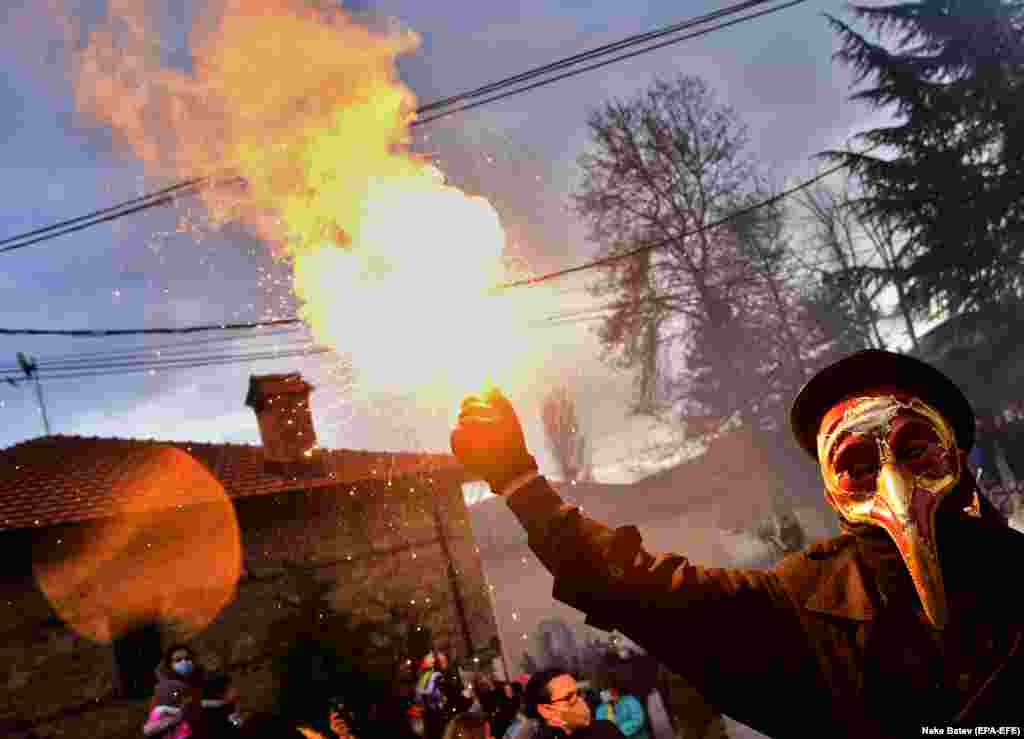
[63,0,555,406]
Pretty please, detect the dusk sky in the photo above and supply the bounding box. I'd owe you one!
[0,0,902,484]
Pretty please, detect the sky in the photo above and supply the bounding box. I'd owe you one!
[0,0,904,485]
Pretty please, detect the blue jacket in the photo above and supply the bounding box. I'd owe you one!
[595,695,649,739]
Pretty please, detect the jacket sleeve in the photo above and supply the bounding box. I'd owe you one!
[505,476,821,736]
[143,707,183,736]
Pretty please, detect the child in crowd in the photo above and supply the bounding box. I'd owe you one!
[143,679,194,738]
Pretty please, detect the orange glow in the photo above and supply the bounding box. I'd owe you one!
[64,0,561,406]
[33,446,242,643]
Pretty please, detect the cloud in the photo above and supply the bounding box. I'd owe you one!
[67,382,259,443]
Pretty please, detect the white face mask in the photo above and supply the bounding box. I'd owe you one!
[599,691,612,703]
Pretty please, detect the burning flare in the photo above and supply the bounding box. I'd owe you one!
[65,0,549,403]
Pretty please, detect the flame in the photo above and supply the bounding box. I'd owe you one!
[63,0,555,406]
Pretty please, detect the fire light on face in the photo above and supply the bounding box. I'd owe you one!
[63,0,556,406]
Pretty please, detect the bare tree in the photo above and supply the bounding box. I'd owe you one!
[541,384,592,482]
[573,75,846,447]
[797,175,920,351]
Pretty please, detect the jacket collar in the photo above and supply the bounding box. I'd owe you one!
[803,539,878,621]
[803,519,1018,623]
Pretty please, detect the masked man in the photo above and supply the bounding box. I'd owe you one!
[451,350,1024,737]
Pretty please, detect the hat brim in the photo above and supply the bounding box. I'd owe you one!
[790,350,975,459]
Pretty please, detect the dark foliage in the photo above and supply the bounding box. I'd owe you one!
[824,1,1024,316]
[264,566,434,735]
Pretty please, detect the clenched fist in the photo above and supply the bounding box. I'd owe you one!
[450,388,538,495]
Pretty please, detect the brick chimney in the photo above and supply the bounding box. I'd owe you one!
[245,373,317,464]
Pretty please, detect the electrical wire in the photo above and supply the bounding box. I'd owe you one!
[0,328,307,368]
[415,0,807,127]
[493,156,865,291]
[0,0,806,255]
[1,346,339,385]
[0,154,873,340]
[0,178,205,249]
[0,338,320,375]
[413,0,783,116]
[0,317,302,337]
[0,186,204,255]
[0,325,308,371]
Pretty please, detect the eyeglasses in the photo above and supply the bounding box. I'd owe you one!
[548,689,580,706]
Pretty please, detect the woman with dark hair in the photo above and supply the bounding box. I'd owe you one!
[151,644,208,738]
[156,645,207,695]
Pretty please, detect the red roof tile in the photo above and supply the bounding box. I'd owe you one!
[0,435,463,531]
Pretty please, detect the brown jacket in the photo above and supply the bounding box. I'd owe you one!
[507,476,1024,737]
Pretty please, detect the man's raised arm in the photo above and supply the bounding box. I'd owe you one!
[450,389,825,735]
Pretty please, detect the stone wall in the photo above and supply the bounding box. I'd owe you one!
[0,468,496,738]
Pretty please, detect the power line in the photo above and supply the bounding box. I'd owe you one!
[0,178,204,249]
[0,338,320,375]
[0,156,874,339]
[0,317,302,337]
[0,326,309,372]
[0,0,806,255]
[413,0,783,116]
[0,185,203,255]
[0,346,338,385]
[415,0,807,127]
[493,156,865,291]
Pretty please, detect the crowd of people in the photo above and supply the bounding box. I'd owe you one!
[138,644,649,739]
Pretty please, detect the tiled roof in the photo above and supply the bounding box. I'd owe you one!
[0,434,462,532]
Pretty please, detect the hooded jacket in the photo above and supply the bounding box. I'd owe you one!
[152,661,208,738]
[505,475,1024,737]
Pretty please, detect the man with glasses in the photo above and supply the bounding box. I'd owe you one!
[451,350,1024,736]
[522,669,624,739]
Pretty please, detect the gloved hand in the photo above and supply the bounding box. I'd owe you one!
[450,388,538,495]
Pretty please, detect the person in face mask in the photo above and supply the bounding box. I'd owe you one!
[522,670,623,739]
[151,644,208,738]
[450,350,1024,738]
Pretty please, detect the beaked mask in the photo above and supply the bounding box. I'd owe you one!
[817,393,962,628]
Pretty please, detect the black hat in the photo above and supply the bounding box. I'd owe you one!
[790,349,975,459]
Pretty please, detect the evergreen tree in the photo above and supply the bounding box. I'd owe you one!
[825,1,1024,316]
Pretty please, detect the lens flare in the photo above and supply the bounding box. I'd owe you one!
[32,446,241,643]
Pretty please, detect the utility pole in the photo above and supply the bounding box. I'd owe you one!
[430,479,475,660]
[17,353,51,436]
